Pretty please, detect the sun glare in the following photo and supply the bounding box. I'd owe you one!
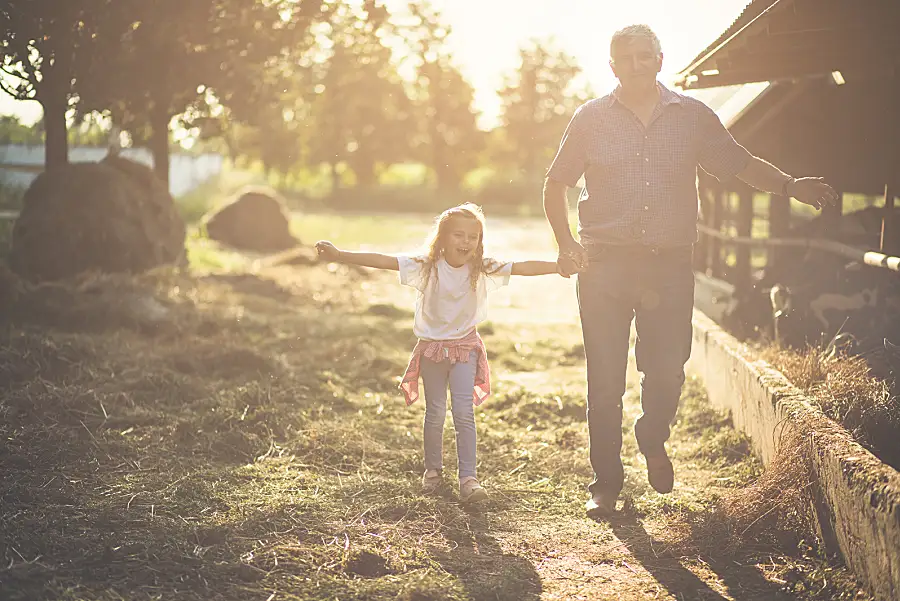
[383,0,750,127]
[0,0,751,129]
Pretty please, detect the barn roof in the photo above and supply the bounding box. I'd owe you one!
[675,0,900,90]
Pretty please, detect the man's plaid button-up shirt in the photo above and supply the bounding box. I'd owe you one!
[546,82,752,248]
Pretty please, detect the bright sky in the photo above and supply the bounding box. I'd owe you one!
[0,0,750,130]
[423,0,750,128]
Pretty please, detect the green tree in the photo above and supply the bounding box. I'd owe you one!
[308,2,413,190]
[404,2,483,190]
[76,0,326,189]
[496,38,593,177]
[0,115,43,144]
[0,1,104,169]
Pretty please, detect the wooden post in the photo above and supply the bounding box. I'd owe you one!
[735,187,754,290]
[768,193,791,271]
[710,183,724,278]
[881,184,898,255]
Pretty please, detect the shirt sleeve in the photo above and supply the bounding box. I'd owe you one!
[398,256,429,292]
[545,103,589,187]
[697,104,752,181]
[482,258,513,292]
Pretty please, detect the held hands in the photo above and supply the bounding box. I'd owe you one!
[788,177,840,210]
[315,240,342,262]
[557,239,589,278]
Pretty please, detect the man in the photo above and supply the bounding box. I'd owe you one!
[543,24,838,519]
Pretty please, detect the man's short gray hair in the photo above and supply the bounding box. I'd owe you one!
[610,24,662,57]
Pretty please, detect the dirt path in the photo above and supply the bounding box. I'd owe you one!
[334,218,803,600]
[0,212,868,600]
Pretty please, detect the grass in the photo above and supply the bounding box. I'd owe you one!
[0,179,25,211]
[290,211,436,252]
[175,163,268,223]
[0,211,877,600]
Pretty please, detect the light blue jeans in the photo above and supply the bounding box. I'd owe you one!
[420,351,478,480]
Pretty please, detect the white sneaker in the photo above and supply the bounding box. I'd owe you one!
[459,478,488,503]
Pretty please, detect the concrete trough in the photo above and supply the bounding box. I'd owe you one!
[686,309,900,601]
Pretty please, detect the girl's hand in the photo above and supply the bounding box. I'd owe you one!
[315,241,342,262]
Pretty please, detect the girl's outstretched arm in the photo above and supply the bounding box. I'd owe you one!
[511,260,562,276]
[315,241,400,271]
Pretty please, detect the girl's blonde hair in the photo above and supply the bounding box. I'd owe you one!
[418,202,503,290]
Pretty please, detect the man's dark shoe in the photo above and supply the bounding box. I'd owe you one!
[645,452,674,493]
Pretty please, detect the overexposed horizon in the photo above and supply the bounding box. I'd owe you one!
[0,1,749,131]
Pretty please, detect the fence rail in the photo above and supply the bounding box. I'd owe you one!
[696,223,900,273]
[694,173,899,288]
[0,144,224,197]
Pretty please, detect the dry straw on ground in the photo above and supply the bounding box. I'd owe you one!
[0,255,875,600]
[657,400,818,555]
[0,261,180,333]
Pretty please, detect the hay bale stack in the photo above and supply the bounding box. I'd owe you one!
[8,156,186,281]
[202,187,299,253]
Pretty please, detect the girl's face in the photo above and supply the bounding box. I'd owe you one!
[442,216,481,268]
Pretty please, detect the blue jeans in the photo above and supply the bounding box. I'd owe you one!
[576,244,695,497]
[420,351,478,480]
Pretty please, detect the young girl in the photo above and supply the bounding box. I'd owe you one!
[315,203,561,503]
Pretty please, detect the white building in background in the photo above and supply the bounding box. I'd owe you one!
[0,144,224,197]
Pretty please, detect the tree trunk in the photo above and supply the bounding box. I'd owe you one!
[433,138,459,190]
[351,154,376,189]
[40,92,69,172]
[39,39,72,172]
[355,167,376,189]
[331,162,341,192]
[149,103,171,192]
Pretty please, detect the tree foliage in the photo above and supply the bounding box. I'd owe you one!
[496,39,593,177]
[0,1,106,169]
[307,1,413,190]
[404,1,483,190]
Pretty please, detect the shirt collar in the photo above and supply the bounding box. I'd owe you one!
[607,81,682,108]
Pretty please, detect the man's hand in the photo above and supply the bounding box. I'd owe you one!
[315,240,342,262]
[789,177,840,210]
[557,239,588,277]
[737,158,840,211]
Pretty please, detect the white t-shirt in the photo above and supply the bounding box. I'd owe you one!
[398,256,513,340]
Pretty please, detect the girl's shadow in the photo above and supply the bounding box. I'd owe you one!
[428,497,542,601]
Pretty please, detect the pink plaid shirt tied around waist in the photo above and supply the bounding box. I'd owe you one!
[399,329,491,406]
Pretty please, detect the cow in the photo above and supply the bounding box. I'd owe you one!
[721,206,900,353]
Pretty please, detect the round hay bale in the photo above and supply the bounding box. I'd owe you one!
[202,187,299,253]
[8,156,186,281]
[102,154,186,259]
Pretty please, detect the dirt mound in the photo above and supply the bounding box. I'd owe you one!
[253,245,318,268]
[8,155,186,281]
[202,187,299,253]
[0,264,176,333]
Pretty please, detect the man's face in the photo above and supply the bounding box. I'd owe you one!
[610,36,662,90]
